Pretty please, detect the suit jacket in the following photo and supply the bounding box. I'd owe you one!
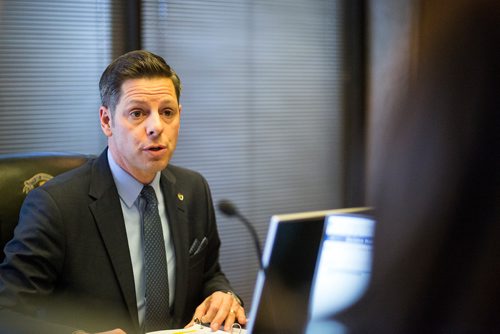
[0,149,233,334]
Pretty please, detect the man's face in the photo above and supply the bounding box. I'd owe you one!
[99,77,182,184]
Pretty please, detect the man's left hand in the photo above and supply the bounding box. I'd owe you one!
[185,291,247,332]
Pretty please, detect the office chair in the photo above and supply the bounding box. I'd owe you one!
[0,152,92,262]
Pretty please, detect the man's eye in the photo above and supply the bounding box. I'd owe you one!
[130,110,143,118]
[161,109,175,117]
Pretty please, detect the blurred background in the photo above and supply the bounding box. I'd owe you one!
[0,0,413,309]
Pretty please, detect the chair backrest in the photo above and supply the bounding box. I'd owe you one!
[0,152,92,262]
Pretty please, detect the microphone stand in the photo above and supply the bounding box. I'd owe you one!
[218,199,264,271]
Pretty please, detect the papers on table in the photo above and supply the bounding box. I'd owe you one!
[148,324,246,334]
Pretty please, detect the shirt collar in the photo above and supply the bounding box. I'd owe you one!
[107,149,161,208]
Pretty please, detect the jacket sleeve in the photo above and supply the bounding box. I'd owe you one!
[198,174,234,298]
[0,188,77,334]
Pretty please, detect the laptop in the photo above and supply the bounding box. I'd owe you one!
[245,207,373,334]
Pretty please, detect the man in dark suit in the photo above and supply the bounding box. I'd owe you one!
[0,50,246,334]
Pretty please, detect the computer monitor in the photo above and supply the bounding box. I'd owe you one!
[246,208,371,334]
[308,210,375,320]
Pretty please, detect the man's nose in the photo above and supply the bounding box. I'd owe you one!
[146,111,163,136]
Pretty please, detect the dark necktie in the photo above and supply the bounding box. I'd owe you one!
[141,185,170,332]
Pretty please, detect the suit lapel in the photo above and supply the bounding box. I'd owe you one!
[88,151,140,332]
[161,169,189,325]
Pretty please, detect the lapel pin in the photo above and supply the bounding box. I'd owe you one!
[177,193,184,201]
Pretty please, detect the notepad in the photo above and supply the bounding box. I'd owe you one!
[148,324,246,334]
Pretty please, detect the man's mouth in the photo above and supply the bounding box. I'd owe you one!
[144,145,166,152]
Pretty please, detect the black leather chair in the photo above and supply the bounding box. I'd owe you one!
[0,152,92,262]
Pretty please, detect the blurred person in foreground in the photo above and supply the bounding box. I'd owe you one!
[0,50,246,334]
[334,0,499,332]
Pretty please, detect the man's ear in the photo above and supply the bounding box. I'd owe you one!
[99,106,113,137]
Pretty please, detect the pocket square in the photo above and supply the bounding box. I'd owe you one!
[189,237,208,256]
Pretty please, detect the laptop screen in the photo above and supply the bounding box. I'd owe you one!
[246,210,326,333]
[308,212,375,319]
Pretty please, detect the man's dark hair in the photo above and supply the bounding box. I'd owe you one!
[99,50,182,112]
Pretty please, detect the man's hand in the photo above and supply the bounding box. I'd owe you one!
[185,291,247,332]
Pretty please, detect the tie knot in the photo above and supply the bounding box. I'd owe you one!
[141,185,158,206]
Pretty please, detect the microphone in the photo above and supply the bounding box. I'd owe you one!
[218,200,264,271]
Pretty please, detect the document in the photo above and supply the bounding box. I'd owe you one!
[148,324,246,334]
